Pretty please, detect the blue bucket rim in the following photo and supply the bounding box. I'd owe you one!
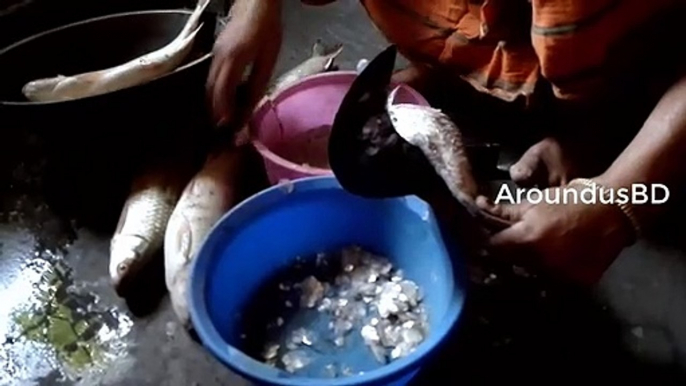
[189,175,465,386]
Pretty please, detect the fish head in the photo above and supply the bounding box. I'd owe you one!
[22,75,68,101]
[109,234,148,295]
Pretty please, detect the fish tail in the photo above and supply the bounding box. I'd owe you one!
[167,22,203,60]
[312,39,344,58]
[180,22,204,48]
[178,0,210,40]
[328,43,344,58]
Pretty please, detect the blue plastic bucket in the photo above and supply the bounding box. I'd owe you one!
[189,176,466,386]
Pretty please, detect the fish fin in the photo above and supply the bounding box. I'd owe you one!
[312,38,326,56]
[327,44,344,58]
[175,23,204,51]
[170,267,191,328]
[164,210,191,288]
[323,44,344,70]
[177,215,193,264]
[112,195,134,242]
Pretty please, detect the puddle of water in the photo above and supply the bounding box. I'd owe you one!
[0,189,133,384]
[1,237,134,384]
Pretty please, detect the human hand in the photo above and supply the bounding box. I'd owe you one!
[476,185,635,285]
[510,137,576,188]
[206,0,282,128]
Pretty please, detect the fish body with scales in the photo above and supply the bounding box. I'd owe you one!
[268,40,343,94]
[234,39,343,145]
[386,86,479,211]
[164,147,245,328]
[109,165,188,296]
[22,0,210,102]
[166,41,342,327]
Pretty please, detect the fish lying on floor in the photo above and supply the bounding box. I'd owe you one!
[22,0,209,102]
[234,39,343,145]
[164,146,245,329]
[109,162,190,296]
[165,42,342,327]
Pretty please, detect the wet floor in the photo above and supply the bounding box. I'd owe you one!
[3,1,686,385]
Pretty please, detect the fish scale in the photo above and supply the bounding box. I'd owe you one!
[386,87,479,214]
[109,164,189,296]
[116,187,176,247]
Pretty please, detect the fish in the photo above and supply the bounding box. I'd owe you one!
[22,0,210,102]
[109,163,189,296]
[165,41,344,326]
[385,86,479,211]
[234,39,343,145]
[268,39,344,95]
[164,146,245,328]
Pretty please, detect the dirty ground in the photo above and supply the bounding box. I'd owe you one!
[3,1,686,385]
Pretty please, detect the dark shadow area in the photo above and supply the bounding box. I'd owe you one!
[413,275,686,384]
[122,251,168,318]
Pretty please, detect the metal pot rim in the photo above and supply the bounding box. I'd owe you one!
[0,9,223,106]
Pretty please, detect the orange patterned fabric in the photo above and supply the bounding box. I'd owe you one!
[360,0,678,103]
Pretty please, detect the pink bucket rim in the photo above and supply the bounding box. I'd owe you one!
[250,70,429,178]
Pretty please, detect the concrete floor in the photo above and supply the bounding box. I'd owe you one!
[2,1,686,385]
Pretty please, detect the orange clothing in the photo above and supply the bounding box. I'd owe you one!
[360,0,679,103]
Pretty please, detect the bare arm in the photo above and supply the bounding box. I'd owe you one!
[595,73,686,227]
[208,0,282,127]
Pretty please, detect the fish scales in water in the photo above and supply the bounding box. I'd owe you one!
[164,146,245,328]
[386,86,479,209]
[22,0,210,102]
[109,164,189,295]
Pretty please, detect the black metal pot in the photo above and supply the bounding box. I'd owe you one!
[1,10,219,124]
[0,10,223,163]
[0,10,223,224]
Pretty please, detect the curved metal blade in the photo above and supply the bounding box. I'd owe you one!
[328,45,439,198]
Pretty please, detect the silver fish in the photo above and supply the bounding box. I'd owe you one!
[386,86,479,210]
[164,147,245,328]
[235,39,342,145]
[269,39,343,95]
[109,164,189,296]
[22,0,209,102]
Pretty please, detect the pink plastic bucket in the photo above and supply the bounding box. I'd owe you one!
[249,71,429,184]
